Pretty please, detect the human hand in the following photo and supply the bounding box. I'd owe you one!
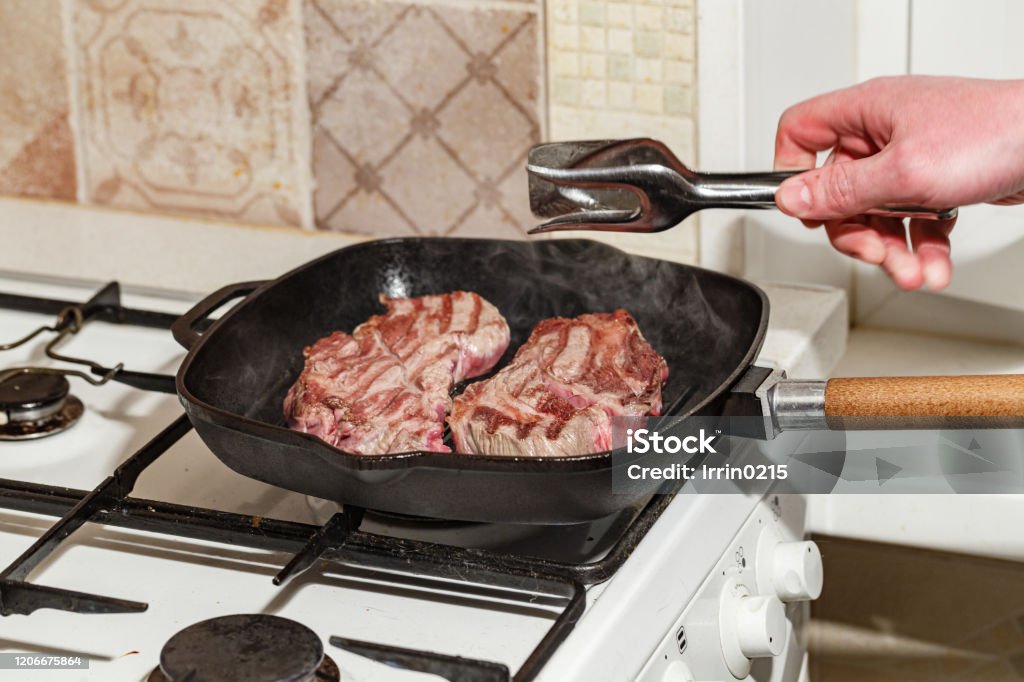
[773,76,1024,290]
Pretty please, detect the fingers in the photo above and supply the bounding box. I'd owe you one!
[775,148,906,221]
[875,217,924,290]
[773,83,882,171]
[820,216,955,291]
[774,94,843,170]
[824,219,886,264]
[823,216,920,290]
[909,217,956,291]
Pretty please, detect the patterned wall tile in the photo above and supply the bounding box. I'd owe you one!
[0,0,76,201]
[546,0,697,263]
[73,0,308,227]
[306,0,544,238]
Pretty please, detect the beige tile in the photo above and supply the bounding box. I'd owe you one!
[634,5,664,30]
[307,0,543,238]
[0,0,76,201]
[580,80,607,108]
[553,50,581,76]
[607,3,632,28]
[544,0,696,263]
[551,23,579,50]
[666,7,692,33]
[664,31,695,60]
[664,85,692,115]
[550,0,577,24]
[664,59,694,85]
[495,19,542,108]
[553,76,582,105]
[580,25,606,51]
[634,84,663,113]
[607,82,634,110]
[607,28,634,53]
[73,0,307,226]
[635,58,663,83]
[634,30,663,58]
[608,55,634,81]
[579,2,606,27]
[581,53,607,79]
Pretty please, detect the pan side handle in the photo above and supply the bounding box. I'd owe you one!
[171,281,267,351]
[823,375,1024,430]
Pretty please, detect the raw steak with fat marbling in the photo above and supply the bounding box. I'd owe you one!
[449,310,668,457]
[284,291,510,454]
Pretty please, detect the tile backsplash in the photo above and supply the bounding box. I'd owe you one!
[1,0,697,259]
[306,0,542,238]
[73,0,309,226]
[0,0,76,201]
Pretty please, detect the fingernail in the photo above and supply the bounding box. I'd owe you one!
[777,181,811,215]
[923,259,950,291]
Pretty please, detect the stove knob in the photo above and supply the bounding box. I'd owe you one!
[735,594,786,658]
[770,541,823,602]
[661,660,695,682]
[719,579,787,678]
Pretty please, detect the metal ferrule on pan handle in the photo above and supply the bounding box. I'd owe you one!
[770,379,828,432]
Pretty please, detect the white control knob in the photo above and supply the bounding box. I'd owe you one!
[719,578,788,678]
[661,660,696,682]
[735,594,786,658]
[771,541,823,602]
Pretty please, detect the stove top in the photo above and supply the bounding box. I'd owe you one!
[0,275,782,681]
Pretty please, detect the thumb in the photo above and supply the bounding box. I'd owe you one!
[776,150,903,220]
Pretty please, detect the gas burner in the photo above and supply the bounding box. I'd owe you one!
[0,372,83,441]
[147,614,340,682]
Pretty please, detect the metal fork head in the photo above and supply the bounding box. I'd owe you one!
[527,138,698,234]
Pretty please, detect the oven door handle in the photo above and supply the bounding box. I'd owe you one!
[171,281,267,351]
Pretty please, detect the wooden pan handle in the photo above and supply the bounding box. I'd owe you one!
[824,374,1024,429]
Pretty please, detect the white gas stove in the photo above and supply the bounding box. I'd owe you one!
[0,273,845,682]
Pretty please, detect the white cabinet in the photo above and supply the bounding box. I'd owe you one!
[906,0,1024,313]
[698,0,1024,338]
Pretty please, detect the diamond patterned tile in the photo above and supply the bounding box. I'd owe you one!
[437,79,536,180]
[318,68,410,166]
[0,0,76,201]
[374,8,471,111]
[306,0,543,238]
[380,135,476,233]
[311,128,357,220]
[494,22,541,108]
[73,0,308,226]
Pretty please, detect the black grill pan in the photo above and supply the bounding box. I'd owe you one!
[172,238,767,523]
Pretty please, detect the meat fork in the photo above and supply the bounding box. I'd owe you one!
[526,138,957,233]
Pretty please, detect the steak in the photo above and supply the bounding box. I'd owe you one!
[449,310,668,457]
[284,291,510,454]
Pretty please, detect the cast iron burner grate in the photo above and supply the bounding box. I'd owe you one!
[147,614,340,682]
[0,373,83,440]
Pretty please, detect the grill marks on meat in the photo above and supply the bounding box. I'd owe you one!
[449,310,668,457]
[283,291,510,454]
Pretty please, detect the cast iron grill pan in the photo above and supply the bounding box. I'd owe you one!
[173,238,767,523]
